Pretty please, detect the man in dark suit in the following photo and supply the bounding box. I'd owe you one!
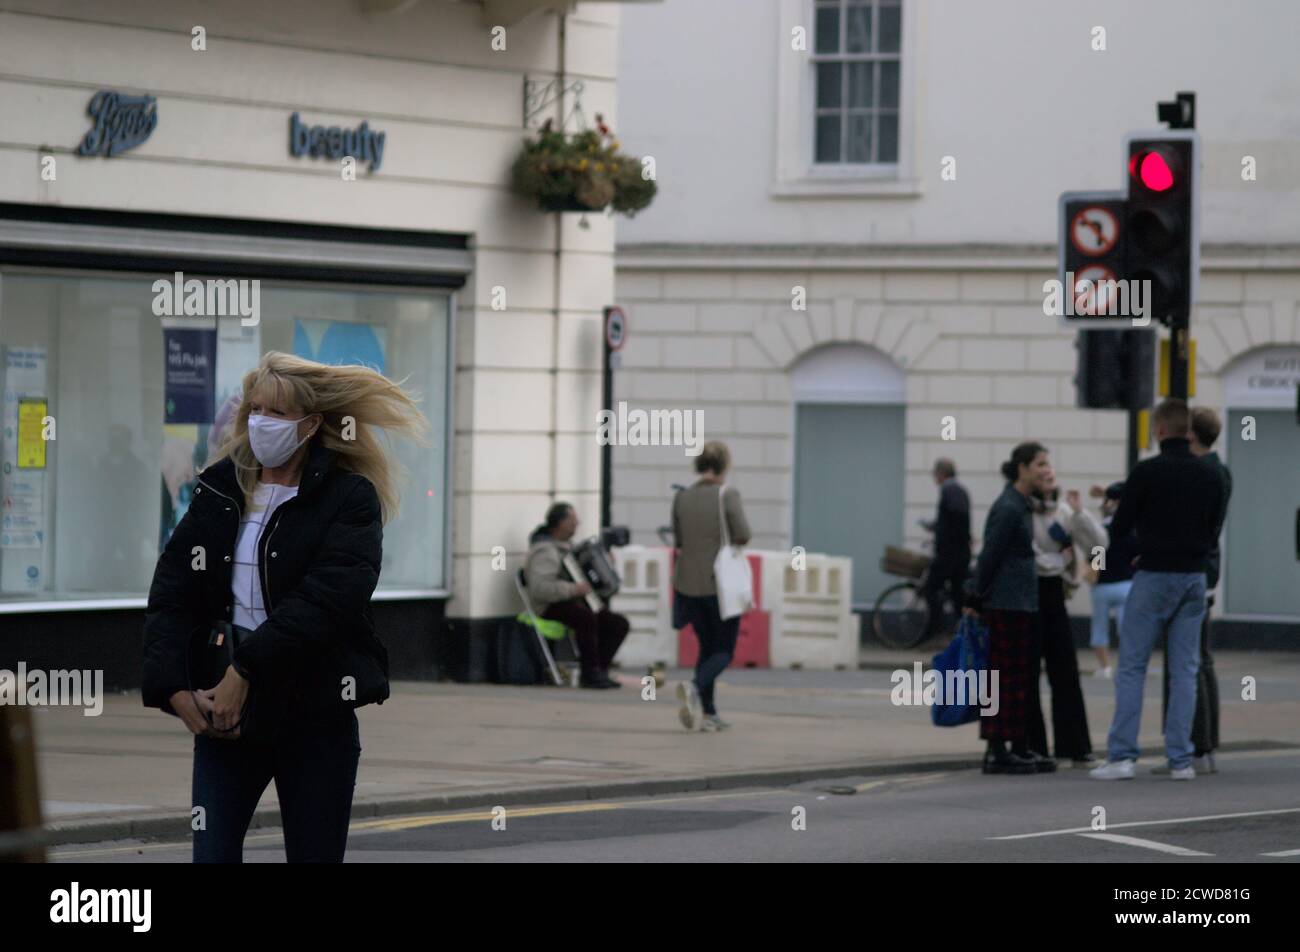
[922,458,971,636]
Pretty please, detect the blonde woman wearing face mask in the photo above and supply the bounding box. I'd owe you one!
[142,351,427,863]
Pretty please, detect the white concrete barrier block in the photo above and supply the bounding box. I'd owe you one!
[610,545,677,669]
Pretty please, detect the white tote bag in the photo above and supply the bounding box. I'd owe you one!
[713,483,753,620]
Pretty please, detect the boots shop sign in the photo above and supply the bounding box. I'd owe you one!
[289,112,387,172]
[76,90,158,158]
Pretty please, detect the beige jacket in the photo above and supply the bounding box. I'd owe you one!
[672,480,751,597]
[1031,496,1109,578]
[523,536,580,617]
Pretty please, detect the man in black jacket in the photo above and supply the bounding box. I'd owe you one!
[1092,399,1226,781]
[1157,407,1233,773]
[922,458,971,636]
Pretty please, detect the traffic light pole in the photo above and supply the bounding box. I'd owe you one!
[1169,320,1191,402]
[1162,91,1195,404]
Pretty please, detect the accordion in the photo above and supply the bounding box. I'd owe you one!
[562,537,622,611]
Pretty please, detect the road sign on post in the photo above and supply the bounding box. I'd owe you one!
[600,306,627,530]
[605,305,627,353]
[1058,192,1130,327]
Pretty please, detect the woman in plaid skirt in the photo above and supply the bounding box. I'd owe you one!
[964,441,1055,775]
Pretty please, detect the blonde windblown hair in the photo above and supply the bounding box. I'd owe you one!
[214,351,429,524]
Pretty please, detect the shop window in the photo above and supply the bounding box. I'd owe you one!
[0,271,450,602]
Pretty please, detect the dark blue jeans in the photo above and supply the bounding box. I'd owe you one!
[678,592,740,716]
[191,709,360,863]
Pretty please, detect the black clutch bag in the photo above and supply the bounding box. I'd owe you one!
[187,621,255,737]
[187,620,391,735]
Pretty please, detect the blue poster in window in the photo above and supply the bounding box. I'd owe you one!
[293,318,386,374]
[163,328,217,424]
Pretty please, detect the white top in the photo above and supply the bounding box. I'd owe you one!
[231,482,298,630]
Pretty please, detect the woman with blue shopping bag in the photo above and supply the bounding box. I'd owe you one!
[962,442,1056,775]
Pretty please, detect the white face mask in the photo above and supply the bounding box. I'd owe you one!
[247,414,311,468]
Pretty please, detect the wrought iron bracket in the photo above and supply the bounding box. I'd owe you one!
[523,76,586,130]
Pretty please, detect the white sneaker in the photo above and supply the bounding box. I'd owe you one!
[1170,766,1196,781]
[1094,666,1113,679]
[676,681,702,731]
[1090,759,1136,780]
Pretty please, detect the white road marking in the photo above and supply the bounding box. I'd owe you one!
[1078,832,1212,856]
[853,771,951,793]
[1260,848,1300,857]
[990,806,1300,840]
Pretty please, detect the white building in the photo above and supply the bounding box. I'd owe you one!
[613,0,1300,638]
[0,0,641,679]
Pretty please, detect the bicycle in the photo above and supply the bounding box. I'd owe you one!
[871,537,973,650]
[871,546,936,650]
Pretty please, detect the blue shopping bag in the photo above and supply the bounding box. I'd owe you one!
[930,615,990,727]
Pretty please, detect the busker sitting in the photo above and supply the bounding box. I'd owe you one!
[524,502,629,689]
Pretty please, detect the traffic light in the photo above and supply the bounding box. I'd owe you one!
[1060,94,1200,410]
[1123,132,1199,327]
[1076,327,1155,410]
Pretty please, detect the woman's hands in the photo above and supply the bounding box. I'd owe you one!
[1065,488,1082,512]
[193,666,249,737]
[170,689,215,737]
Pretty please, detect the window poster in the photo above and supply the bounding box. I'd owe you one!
[293,318,386,374]
[2,345,49,592]
[158,317,261,551]
[163,325,217,425]
[17,398,48,469]
[213,316,261,453]
[159,320,216,551]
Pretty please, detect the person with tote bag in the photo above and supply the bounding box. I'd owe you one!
[671,441,752,732]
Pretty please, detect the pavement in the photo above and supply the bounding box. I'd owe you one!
[27,645,1300,848]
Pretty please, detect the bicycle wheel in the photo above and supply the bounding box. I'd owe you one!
[872,581,932,649]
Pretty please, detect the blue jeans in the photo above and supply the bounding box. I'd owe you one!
[192,709,361,863]
[1089,581,1132,648]
[677,592,740,716]
[1106,571,1206,770]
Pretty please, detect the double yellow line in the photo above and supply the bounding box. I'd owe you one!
[52,788,776,859]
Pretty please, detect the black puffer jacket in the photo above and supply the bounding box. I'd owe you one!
[142,439,388,721]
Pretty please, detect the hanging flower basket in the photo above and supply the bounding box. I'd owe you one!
[512,115,657,217]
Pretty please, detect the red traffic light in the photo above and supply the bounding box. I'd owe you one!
[1130,149,1177,192]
